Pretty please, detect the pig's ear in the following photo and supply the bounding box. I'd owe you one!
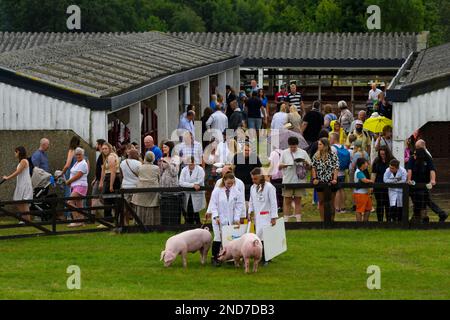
[160,250,165,261]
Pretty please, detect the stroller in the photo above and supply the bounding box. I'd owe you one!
[30,168,59,221]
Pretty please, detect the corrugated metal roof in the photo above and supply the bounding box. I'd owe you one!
[0,32,237,97]
[171,32,420,62]
[403,42,450,87]
[0,32,127,53]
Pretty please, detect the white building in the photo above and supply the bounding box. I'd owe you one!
[387,41,450,177]
[0,31,242,147]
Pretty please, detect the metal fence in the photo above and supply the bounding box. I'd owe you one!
[0,182,449,240]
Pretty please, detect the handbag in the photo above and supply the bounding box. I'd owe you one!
[291,152,307,180]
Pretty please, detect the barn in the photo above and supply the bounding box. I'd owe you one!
[387,41,450,178]
[173,32,428,111]
[0,31,241,198]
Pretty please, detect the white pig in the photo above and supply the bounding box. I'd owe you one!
[218,233,263,273]
[160,227,212,268]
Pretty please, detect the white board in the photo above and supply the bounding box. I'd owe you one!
[221,224,249,246]
[262,218,287,261]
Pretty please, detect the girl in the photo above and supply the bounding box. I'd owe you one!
[248,168,278,264]
[2,146,33,223]
[208,173,245,266]
[311,138,340,221]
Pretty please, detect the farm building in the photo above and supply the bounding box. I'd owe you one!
[0,31,241,198]
[0,31,241,146]
[387,41,450,178]
[173,32,428,110]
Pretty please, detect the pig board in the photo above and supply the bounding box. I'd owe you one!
[263,218,287,261]
[221,224,249,246]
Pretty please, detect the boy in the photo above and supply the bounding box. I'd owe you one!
[383,159,407,222]
[353,158,373,221]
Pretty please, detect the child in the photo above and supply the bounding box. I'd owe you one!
[383,159,407,222]
[353,158,373,221]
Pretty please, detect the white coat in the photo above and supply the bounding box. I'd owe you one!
[206,177,246,218]
[179,165,206,213]
[383,166,407,207]
[248,182,278,240]
[209,184,245,242]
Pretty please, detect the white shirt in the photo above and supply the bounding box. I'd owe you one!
[383,166,407,207]
[248,182,279,239]
[179,165,206,213]
[268,149,282,180]
[70,160,89,187]
[369,88,382,101]
[120,159,142,188]
[206,111,228,133]
[280,148,311,184]
[217,141,235,164]
[271,112,288,130]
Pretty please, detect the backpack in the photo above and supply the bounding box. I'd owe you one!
[333,144,351,171]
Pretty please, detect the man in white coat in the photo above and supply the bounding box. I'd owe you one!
[383,159,407,222]
[248,168,278,265]
[208,173,245,266]
[179,157,206,224]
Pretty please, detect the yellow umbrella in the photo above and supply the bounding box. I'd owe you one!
[363,116,392,133]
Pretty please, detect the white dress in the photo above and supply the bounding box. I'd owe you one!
[13,162,33,201]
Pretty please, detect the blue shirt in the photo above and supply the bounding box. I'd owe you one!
[146,146,162,164]
[178,116,195,136]
[31,149,50,173]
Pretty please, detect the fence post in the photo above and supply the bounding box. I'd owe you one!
[402,184,410,228]
[51,203,57,234]
[323,184,333,225]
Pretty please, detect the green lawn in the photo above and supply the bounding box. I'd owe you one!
[0,229,449,300]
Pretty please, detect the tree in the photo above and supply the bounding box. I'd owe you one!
[315,0,343,32]
[169,6,206,32]
[364,0,425,32]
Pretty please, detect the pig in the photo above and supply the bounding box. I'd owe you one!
[218,233,263,273]
[160,227,212,268]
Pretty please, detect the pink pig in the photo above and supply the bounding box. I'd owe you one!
[160,227,212,268]
[218,233,263,273]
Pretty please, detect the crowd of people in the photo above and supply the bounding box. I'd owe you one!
[1,81,447,235]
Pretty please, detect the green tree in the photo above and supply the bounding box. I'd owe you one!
[315,0,343,32]
[169,6,206,32]
[365,0,425,32]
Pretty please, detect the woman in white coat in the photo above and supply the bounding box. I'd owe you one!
[179,158,206,224]
[248,168,278,264]
[383,159,407,222]
[209,173,245,265]
[210,165,246,221]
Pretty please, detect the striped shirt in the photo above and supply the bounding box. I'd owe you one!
[287,92,303,112]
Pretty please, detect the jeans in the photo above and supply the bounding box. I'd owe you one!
[248,118,262,130]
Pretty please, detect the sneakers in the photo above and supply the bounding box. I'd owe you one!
[295,214,302,222]
[439,213,448,222]
[96,224,108,229]
[68,223,85,228]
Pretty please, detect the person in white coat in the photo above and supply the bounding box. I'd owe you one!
[209,165,246,221]
[248,168,278,264]
[179,157,206,224]
[208,173,245,266]
[383,159,407,222]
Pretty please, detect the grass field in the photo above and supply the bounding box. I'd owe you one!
[0,229,449,300]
